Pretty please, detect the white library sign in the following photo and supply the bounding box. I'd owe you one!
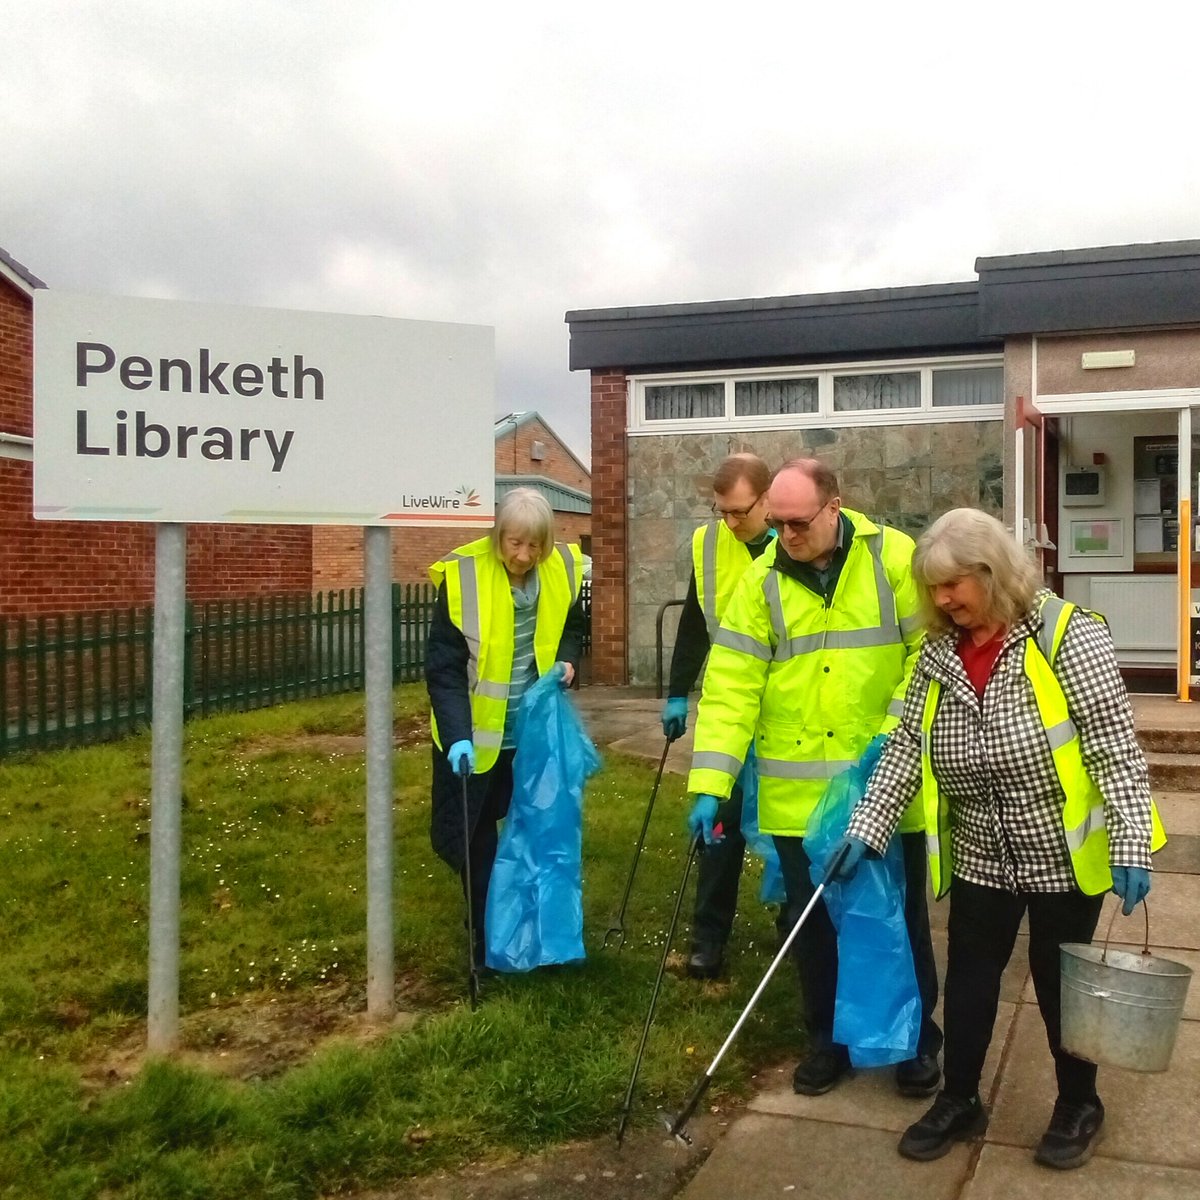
[33,291,495,527]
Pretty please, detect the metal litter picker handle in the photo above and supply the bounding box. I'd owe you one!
[603,736,675,950]
[615,831,704,1146]
[663,840,851,1145]
[459,758,480,1011]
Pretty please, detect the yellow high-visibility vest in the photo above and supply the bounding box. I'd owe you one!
[920,594,1166,898]
[429,537,583,772]
[692,520,755,640]
[689,509,924,836]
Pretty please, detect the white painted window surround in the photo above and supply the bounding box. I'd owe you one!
[628,355,1004,434]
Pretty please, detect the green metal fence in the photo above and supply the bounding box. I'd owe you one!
[1,584,437,756]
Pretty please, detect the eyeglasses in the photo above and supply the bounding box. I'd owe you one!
[768,498,833,535]
[712,494,763,520]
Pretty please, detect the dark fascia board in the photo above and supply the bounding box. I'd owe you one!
[565,281,1000,371]
[976,239,1200,335]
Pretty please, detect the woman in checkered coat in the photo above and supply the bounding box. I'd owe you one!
[831,508,1158,1170]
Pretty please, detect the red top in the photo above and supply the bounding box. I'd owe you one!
[956,628,1006,697]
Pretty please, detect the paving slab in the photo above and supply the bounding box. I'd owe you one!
[989,1005,1200,1169]
[677,1112,972,1200]
[963,1144,1200,1200]
[750,1002,1018,1132]
[1154,793,1200,837]
[1096,883,1200,952]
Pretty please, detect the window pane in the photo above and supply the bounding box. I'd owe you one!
[833,372,920,412]
[644,382,725,421]
[932,366,1003,407]
[734,378,818,417]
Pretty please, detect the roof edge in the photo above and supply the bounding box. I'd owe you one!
[0,247,47,296]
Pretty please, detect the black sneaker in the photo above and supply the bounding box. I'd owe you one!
[686,941,724,980]
[792,1046,852,1096]
[895,1053,942,1098]
[899,1091,988,1160]
[1034,1096,1105,1169]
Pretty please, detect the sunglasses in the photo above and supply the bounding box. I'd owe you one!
[767,498,833,535]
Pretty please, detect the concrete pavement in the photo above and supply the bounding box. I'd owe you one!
[573,685,1200,1200]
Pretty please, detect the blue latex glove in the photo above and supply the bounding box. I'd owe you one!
[687,794,722,845]
[1111,865,1151,916]
[826,835,868,883]
[662,696,688,740]
[447,739,475,776]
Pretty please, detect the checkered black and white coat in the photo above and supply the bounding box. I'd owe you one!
[846,589,1154,892]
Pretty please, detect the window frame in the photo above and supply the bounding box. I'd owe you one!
[627,354,1004,434]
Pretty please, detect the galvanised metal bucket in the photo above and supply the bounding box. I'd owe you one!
[1061,903,1192,1073]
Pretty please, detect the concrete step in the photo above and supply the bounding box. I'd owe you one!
[1147,752,1200,792]
[1139,727,1200,755]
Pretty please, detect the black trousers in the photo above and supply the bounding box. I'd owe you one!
[690,783,747,947]
[943,877,1104,1103]
[774,831,942,1059]
[459,750,515,961]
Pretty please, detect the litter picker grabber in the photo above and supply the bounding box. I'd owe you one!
[662,840,851,1145]
[615,828,712,1147]
[603,735,675,950]
[459,758,480,1011]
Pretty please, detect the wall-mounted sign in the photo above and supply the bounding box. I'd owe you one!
[34,291,495,527]
[1068,518,1123,558]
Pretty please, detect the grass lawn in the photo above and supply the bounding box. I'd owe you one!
[0,686,802,1199]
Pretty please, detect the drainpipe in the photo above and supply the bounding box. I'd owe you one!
[1178,407,1193,703]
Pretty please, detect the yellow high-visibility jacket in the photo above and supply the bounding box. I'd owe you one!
[688,509,924,836]
[692,519,755,639]
[428,536,583,773]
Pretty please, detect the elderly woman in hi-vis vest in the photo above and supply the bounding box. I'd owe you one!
[425,488,586,968]
[829,507,1162,1171]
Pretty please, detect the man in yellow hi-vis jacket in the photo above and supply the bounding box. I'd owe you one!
[688,458,941,1098]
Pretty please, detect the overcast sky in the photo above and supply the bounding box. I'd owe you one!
[6,2,1199,466]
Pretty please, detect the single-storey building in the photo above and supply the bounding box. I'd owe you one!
[567,238,1200,698]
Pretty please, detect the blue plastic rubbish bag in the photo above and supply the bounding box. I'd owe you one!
[803,735,920,1067]
[736,749,786,905]
[485,670,601,971]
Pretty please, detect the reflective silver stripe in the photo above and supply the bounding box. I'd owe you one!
[762,570,788,655]
[887,697,905,718]
[757,757,856,780]
[713,626,773,661]
[776,625,903,660]
[475,728,504,749]
[1037,594,1067,662]
[926,831,940,856]
[702,523,719,639]
[866,533,898,633]
[457,556,482,692]
[921,731,932,753]
[1045,716,1077,751]
[556,544,579,603]
[1064,802,1106,853]
[475,679,509,701]
[692,750,743,776]
[900,612,923,638]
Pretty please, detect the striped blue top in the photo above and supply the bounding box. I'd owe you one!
[502,569,540,747]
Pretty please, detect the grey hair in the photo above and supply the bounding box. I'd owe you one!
[913,508,1041,636]
[490,487,556,563]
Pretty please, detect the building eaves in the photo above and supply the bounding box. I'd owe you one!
[0,246,47,297]
[496,474,591,514]
[565,281,999,372]
[976,238,1200,336]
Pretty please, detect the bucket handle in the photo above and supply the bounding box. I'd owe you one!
[1100,897,1150,966]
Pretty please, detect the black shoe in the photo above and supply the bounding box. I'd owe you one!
[792,1046,852,1096]
[899,1092,988,1161]
[686,941,724,979]
[1034,1096,1104,1169]
[896,1053,942,1098]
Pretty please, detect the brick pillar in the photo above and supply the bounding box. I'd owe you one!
[590,369,628,683]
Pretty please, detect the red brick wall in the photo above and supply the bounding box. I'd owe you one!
[0,279,32,436]
[494,415,590,489]
[589,371,628,683]
[1,456,312,616]
[1,276,312,618]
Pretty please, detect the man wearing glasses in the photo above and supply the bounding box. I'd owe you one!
[662,452,776,979]
[688,457,941,1099]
